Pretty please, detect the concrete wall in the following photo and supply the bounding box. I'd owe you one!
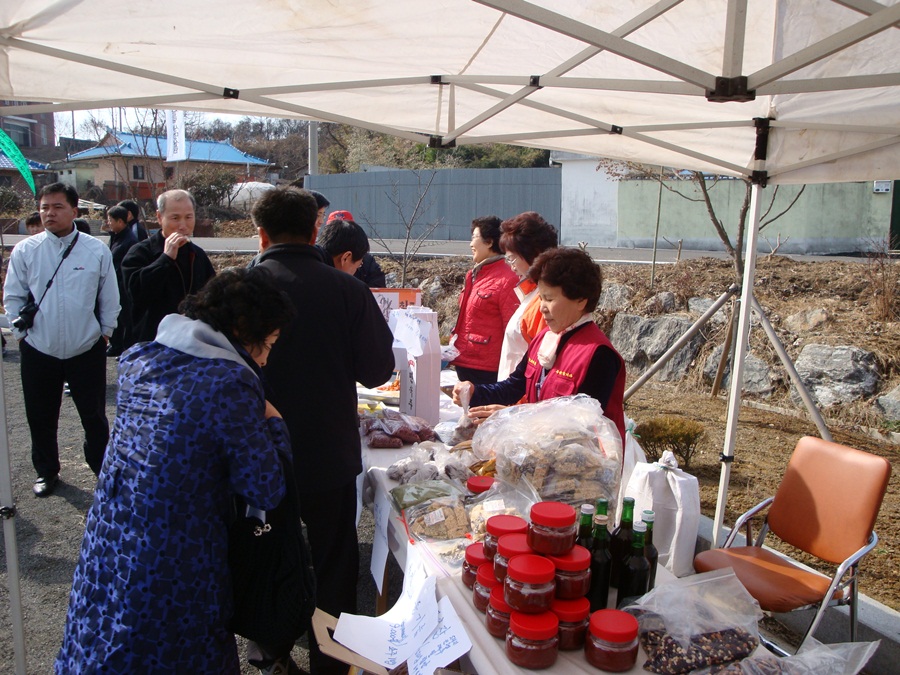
[307,167,561,241]
[555,153,618,247]
[617,178,894,255]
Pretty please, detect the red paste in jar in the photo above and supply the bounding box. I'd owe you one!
[485,585,512,639]
[473,563,499,613]
[585,609,639,672]
[547,544,592,599]
[528,502,577,555]
[505,554,556,614]
[484,514,528,561]
[506,611,559,669]
[494,532,533,582]
[462,542,487,589]
[551,597,590,651]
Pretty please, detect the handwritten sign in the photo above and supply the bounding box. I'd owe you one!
[372,288,422,322]
[408,596,472,675]
[370,488,391,594]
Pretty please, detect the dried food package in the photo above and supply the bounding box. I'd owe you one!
[471,395,623,513]
[406,495,470,541]
[699,637,879,675]
[464,477,540,541]
[390,479,462,511]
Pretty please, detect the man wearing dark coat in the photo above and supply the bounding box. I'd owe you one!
[121,190,215,345]
[251,186,395,675]
[104,205,138,356]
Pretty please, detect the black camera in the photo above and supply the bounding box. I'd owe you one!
[12,301,38,331]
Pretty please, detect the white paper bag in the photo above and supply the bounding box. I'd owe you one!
[625,451,700,578]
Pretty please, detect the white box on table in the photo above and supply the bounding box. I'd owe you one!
[389,307,440,425]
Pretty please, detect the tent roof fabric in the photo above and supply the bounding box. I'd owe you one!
[68,131,270,166]
[0,1,897,185]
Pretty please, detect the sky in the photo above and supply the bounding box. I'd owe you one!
[54,109,248,141]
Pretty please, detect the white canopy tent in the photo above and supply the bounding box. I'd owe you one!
[1,1,899,671]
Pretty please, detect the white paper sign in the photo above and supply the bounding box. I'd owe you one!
[370,487,391,594]
[165,110,186,161]
[408,596,472,675]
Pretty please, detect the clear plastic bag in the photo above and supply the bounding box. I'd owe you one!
[623,569,764,674]
[464,478,540,541]
[471,395,622,512]
[696,637,879,674]
[405,495,470,541]
[389,479,462,511]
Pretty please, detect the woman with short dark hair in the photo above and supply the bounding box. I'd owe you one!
[57,267,295,674]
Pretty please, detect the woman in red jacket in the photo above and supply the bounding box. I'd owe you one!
[449,215,520,384]
[453,247,626,448]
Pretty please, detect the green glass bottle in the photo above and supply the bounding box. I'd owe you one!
[594,497,609,517]
[616,521,650,608]
[588,514,612,611]
[576,503,596,550]
[609,497,634,587]
[642,509,659,591]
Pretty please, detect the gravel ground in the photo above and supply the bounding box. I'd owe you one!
[0,336,403,674]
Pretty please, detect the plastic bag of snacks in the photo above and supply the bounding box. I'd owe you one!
[697,637,878,675]
[465,478,540,541]
[471,395,622,514]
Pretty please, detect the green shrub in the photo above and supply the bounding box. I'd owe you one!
[0,186,26,215]
[634,415,705,469]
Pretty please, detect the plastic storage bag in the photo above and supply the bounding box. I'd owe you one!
[625,450,700,577]
[471,395,622,512]
[696,637,879,674]
[465,478,540,541]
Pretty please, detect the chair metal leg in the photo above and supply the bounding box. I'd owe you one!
[849,566,859,642]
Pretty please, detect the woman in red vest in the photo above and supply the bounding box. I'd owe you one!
[453,247,626,447]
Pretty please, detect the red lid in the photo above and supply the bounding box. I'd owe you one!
[507,554,556,584]
[547,544,591,571]
[486,514,528,537]
[476,563,500,589]
[489,585,512,613]
[550,597,590,623]
[589,609,639,643]
[465,542,487,567]
[530,501,577,528]
[497,533,532,559]
[509,611,559,641]
[467,475,495,493]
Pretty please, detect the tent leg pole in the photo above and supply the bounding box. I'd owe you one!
[711,183,764,548]
[0,361,28,675]
[624,283,739,401]
[749,294,832,441]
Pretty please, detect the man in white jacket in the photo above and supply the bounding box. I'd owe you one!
[4,183,119,497]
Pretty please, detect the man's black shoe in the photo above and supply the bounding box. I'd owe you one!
[33,475,59,497]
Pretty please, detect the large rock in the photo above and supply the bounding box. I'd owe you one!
[642,291,677,314]
[702,345,776,398]
[875,385,900,421]
[688,297,729,327]
[610,313,704,381]
[792,344,879,407]
[598,282,632,312]
[784,308,829,333]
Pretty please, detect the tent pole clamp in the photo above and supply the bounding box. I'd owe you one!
[223,88,240,99]
[0,505,16,519]
[529,75,542,88]
[429,135,456,149]
[706,76,755,102]
[718,453,735,464]
[608,125,623,135]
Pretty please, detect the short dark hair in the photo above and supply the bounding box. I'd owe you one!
[179,267,295,352]
[107,205,129,222]
[500,212,558,264]
[529,247,603,313]
[38,182,78,208]
[472,215,503,254]
[307,190,330,209]
[118,199,140,222]
[252,187,318,244]
[318,219,370,261]
[25,211,41,227]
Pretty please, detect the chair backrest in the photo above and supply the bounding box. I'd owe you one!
[767,436,891,564]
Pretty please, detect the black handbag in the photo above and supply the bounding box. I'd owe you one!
[227,456,317,645]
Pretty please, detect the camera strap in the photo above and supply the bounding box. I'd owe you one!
[33,231,80,311]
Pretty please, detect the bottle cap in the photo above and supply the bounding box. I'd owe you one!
[593,514,609,526]
[489,585,512,613]
[509,611,559,640]
[633,521,647,533]
[589,609,639,643]
[550,597,590,622]
[547,544,591,571]
[507,554,556,584]
[580,503,596,515]
[486,514,528,538]
[467,475,494,494]
[476,563,500,589]
[642,509,655,522]
[497,532,532,559]
[465,542,487,567]
[530,501,577,528]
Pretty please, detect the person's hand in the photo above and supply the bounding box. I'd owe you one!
[468,404,507,426]
[163,232,190,259]
[264,400,282,419]
[452,381,475,407]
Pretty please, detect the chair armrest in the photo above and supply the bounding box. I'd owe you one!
[723,496,774,548]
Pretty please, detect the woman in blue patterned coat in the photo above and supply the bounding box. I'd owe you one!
[56,267,295,674]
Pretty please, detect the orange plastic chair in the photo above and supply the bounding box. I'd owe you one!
[694,436,891,650]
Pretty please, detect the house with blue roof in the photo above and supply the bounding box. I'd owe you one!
[56,129,270,202]
[0,149,51,195]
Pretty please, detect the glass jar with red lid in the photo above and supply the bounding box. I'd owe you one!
[527,501,577,555]
[485,585,512,639]
[467,475,495,494]
[550,597,590,651]
[494,532,533,582]
[462,542,488,589]
[473,563,499,613]
[547,544,592,599]
[484,514,528,561]
[504,554,556,614]
[584,609,640,672]
[506,610,560,669]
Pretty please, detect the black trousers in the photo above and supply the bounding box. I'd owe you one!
[20,337,109,478]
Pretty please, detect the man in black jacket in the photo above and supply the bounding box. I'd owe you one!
[251,187,395,675]
[121,190,215,345]
[104,205,138,356]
